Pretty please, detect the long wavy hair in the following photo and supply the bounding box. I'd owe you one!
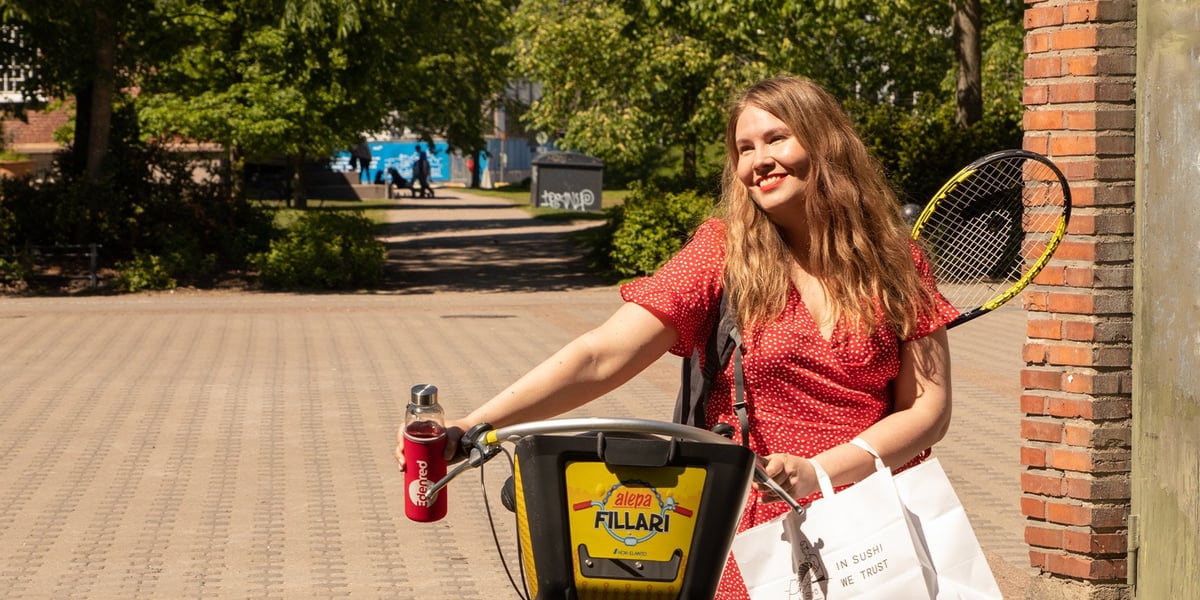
[716,76,937,338]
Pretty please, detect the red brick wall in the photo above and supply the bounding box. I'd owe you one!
[2,105,70,153]
[1021,1,1134,597]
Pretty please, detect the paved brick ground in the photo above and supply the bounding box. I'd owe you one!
[0,190,1033,598]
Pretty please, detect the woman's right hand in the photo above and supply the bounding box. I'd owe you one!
[394,420,468,473]
[752,452,819,502]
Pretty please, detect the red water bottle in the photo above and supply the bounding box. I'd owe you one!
[403,383,448,522]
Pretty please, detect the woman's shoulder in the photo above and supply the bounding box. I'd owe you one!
[688,217,726,248]
[696,216,725,234]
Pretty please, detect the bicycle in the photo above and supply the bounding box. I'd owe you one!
[424,417,803,599]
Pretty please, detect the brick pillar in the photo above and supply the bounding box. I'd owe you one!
[1020,1,1135,598]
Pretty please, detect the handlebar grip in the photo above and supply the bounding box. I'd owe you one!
[447,422,494,465]
[753,464,806,514]
[424,423,501,500]
[710,423,735,439]
[461,423,493,457]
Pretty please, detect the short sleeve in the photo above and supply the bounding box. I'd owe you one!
[620,218,726,356]
[904,242,960,341]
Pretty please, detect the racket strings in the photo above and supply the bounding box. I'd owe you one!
[922,156,1065,312]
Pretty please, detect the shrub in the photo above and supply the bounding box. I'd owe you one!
[0,101,277,292]
[252,211,385,290]
[116,251,179,292]
[609,184,715,277]
[114,232,221,292]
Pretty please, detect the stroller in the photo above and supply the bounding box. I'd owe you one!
[386,167,414,199]
[387,167,434,199]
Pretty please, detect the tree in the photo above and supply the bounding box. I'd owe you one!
[509,1,965,186]
[3,0,512,208]
[1,0,188,245]
[952,0,983,127]
[137,0,513,207]
[510,0,770,185]
[510,0,1024,193]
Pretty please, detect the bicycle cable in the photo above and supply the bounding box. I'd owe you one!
[479,446,530,600]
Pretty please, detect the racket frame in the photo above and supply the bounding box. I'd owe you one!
[911,149,1072,329]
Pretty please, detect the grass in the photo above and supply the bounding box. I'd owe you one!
[257,185,631,228]
[256,198,397,228]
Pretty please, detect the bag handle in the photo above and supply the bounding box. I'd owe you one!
[849,437,888,472]
[806,457,836,498]
[808,438,890,498]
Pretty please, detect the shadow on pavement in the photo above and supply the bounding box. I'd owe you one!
[379,192,615,294]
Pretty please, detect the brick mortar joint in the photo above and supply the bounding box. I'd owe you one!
[1028,338,1132,348]
[1026,21,1136,32]
[1024,100,1136,110]
[1018,384,1134,396]
[1023,495,1131,509]
[1025,284,1131,292]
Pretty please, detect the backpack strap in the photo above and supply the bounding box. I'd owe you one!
[675,291,749,446]
[729,327,749,447]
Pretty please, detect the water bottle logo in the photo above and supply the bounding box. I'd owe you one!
[408,459,431,507]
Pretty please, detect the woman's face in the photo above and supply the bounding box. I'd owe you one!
[734,105,813,218]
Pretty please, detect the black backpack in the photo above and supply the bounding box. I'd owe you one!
[674,292,751,446]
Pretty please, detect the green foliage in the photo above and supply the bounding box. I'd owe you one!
[510,0,768,181]
[0,103,276,289]
[0,250,32,283]
[0,182,17,243]
[850,16,1024,206]
[252,211,385,290]
[608,184,715,277]
[510,0,1025,196]
[115,251,178,292]
[136,0,513,168]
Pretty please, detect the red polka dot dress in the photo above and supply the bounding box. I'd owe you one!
[620,218,959,599]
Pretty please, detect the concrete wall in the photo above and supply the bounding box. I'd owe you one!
[1131,2,1200,598]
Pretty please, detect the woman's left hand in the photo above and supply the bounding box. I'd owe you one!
[752,453,818,503]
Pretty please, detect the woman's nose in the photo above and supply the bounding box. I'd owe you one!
[753,147,775,171]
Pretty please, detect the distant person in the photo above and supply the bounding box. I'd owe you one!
[355,141,372,183]
[414,145,433,198]
[466,155,478,188]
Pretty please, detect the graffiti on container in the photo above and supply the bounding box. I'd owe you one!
[540,189,597,211]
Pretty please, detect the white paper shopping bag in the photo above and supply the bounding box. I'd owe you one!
[732,456,934,599]
[893,458,1003,599]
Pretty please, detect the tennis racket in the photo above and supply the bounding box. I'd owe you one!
[911,149,1071,329]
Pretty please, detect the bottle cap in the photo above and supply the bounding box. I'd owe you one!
[410,384,439,406]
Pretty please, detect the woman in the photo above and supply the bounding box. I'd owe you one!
[396,76,958,598]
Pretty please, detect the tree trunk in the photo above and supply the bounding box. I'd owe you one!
[952,0,983,128]
[682,142,697,186]
[226,146,245,204]
[71,82,93,177]
[85,4,117,183]
[290,154,307,209]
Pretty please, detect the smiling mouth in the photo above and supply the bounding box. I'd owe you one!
[756,174,786,192]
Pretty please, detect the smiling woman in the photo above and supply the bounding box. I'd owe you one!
[397,75,960,600]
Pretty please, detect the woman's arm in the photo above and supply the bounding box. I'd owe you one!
[396,302,678,469]
[759,327,953,498]
[462,302,679,427]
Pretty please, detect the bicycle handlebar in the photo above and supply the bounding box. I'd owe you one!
[425,417,805,514]
[483,417,741,446]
